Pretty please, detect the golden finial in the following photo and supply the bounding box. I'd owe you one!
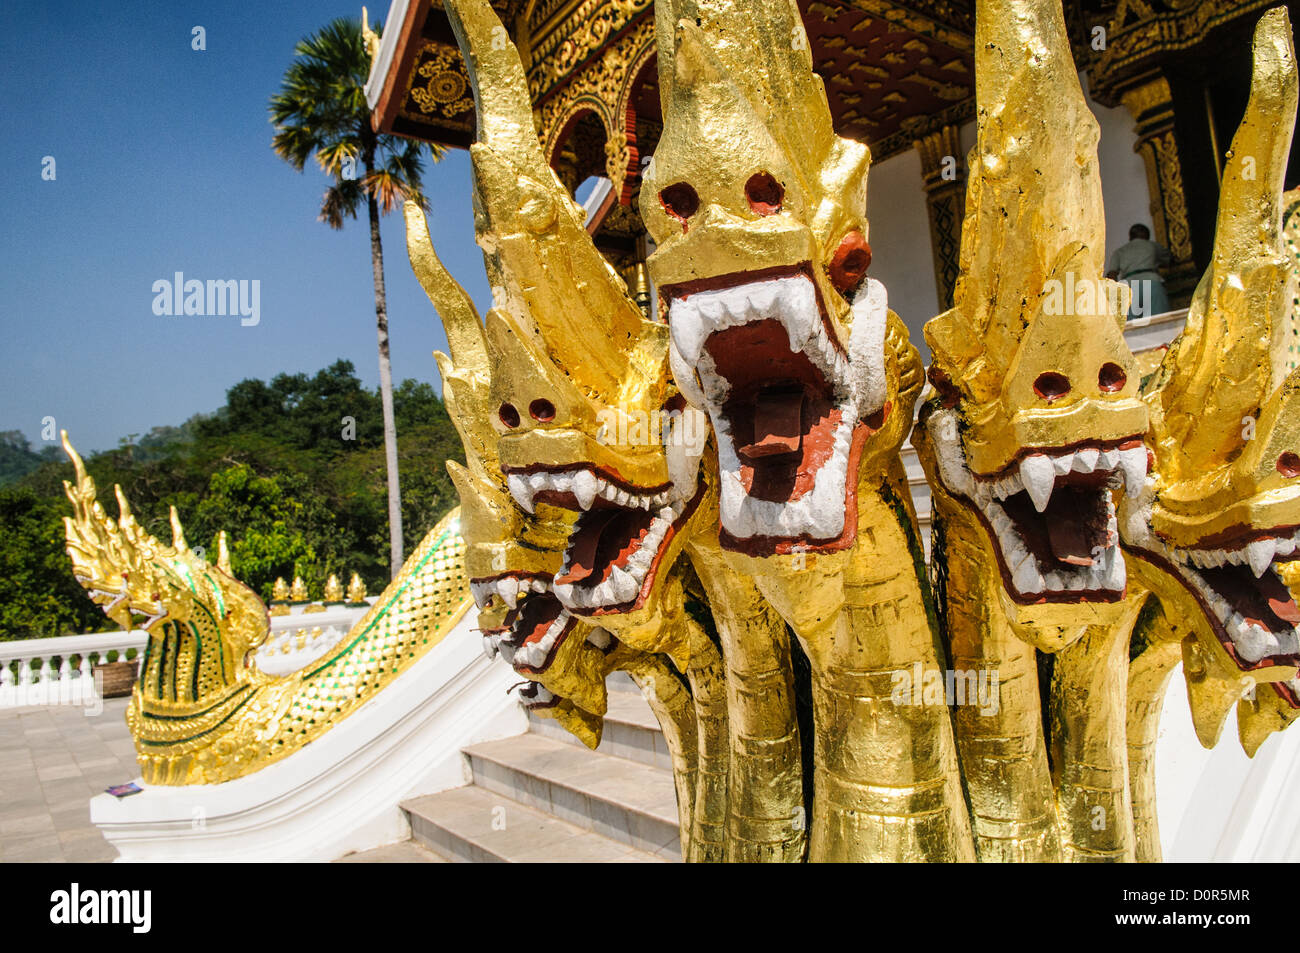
[323,573,344,603]
[347,572,368,604]
[290,575,309,602]
[632,261,652,318]
[271,577,290,602]
[361,7,381,62]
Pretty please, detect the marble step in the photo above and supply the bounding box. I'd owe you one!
[462,732,682,859]
[335,840,447,863]
[607,670,640,693]
[403,784,668,863]
[526,689,670,769]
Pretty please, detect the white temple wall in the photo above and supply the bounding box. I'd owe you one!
[1085,72,1158,269]
[865,145,943,355]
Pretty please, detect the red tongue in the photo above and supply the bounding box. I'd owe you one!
[1204,563,1300,629]
[1269,593,1300,624]
[739,385,804,460]
[556,510,622,584]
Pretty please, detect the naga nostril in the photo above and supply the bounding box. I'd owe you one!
[1098,363,1127,393]
[1033,372,1071,401]
[660,183,699,223]
[1278,452,1300,478]
[829,230,872,295]
[498,403,520,428]
[529,399,555,422]
[744,171,784,215]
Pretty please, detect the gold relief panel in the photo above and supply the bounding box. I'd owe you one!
[540,14,655,199]
[1092,0,1276,104]
[399,41,477,130]
[527,0,651,102]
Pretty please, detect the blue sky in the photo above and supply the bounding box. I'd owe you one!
[0,1,489,453]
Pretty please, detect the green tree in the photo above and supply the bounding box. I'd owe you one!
[270,16,442,580]
[0,486,106,638]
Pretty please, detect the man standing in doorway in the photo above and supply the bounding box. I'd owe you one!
[1106,223,1173,319]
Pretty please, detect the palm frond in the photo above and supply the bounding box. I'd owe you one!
[271,16,441,225]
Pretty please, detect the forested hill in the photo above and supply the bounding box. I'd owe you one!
[0,360,465,640]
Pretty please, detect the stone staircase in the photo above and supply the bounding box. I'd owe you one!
[390,674,682,862]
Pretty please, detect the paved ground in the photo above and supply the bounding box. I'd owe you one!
[0,697,137,862]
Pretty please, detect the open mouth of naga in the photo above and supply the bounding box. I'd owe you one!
[1160,526,1300,669]
[665,266,880,555]
[932,408,1148,603]
[484,592,577,673]
[501,466,705,614]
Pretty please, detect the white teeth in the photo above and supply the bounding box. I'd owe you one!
[668,274,820,371]
[670,312,710,365]
[482,635,499,660]
[1019,454,1056,513]
[1052,454,1073,476]
[610,566,640,603]
[497,577,520,609]
[528,684,554,705]
[1097,449,1118,470]
[1118,446,1147,498]
[1044,571,1065,591]
[507,473,534,513]
[1103,549,1126,590]
[572,469,598,510]
[1073,448,1100,473]
[669,339,707,409]
[586,627,612,649]
[1247,538,1274,578]
[1012,554,1044,594]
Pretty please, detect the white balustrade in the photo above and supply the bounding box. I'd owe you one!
[0,602,375,709]
[0,629,146,709]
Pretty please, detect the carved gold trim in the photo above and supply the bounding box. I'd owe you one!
[526,0,651,103]
[540,13,654,199]
[1091,0,1275,105]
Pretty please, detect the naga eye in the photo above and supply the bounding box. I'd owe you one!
[1278,452,1300,478]
[529,399,556,422]
[498,403,520,428]
[1033,372,1071,401]
[1098,362,1127,393]
[660,183,699,224]
[745,171,784,215]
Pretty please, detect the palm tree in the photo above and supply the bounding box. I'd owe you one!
[270,15,439,578]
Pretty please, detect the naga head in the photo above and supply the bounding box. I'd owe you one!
[423,0,711,677]
[1123,8,1300,692]
[642,0,904,555]
[406,199,618,720]
[62,433,268,702]
[915,0,1148,639]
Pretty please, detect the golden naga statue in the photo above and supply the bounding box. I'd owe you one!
[61,0,1300,862]
[1121,8,1300,862]
[913,0,1149,861]
[61,433,472,784]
